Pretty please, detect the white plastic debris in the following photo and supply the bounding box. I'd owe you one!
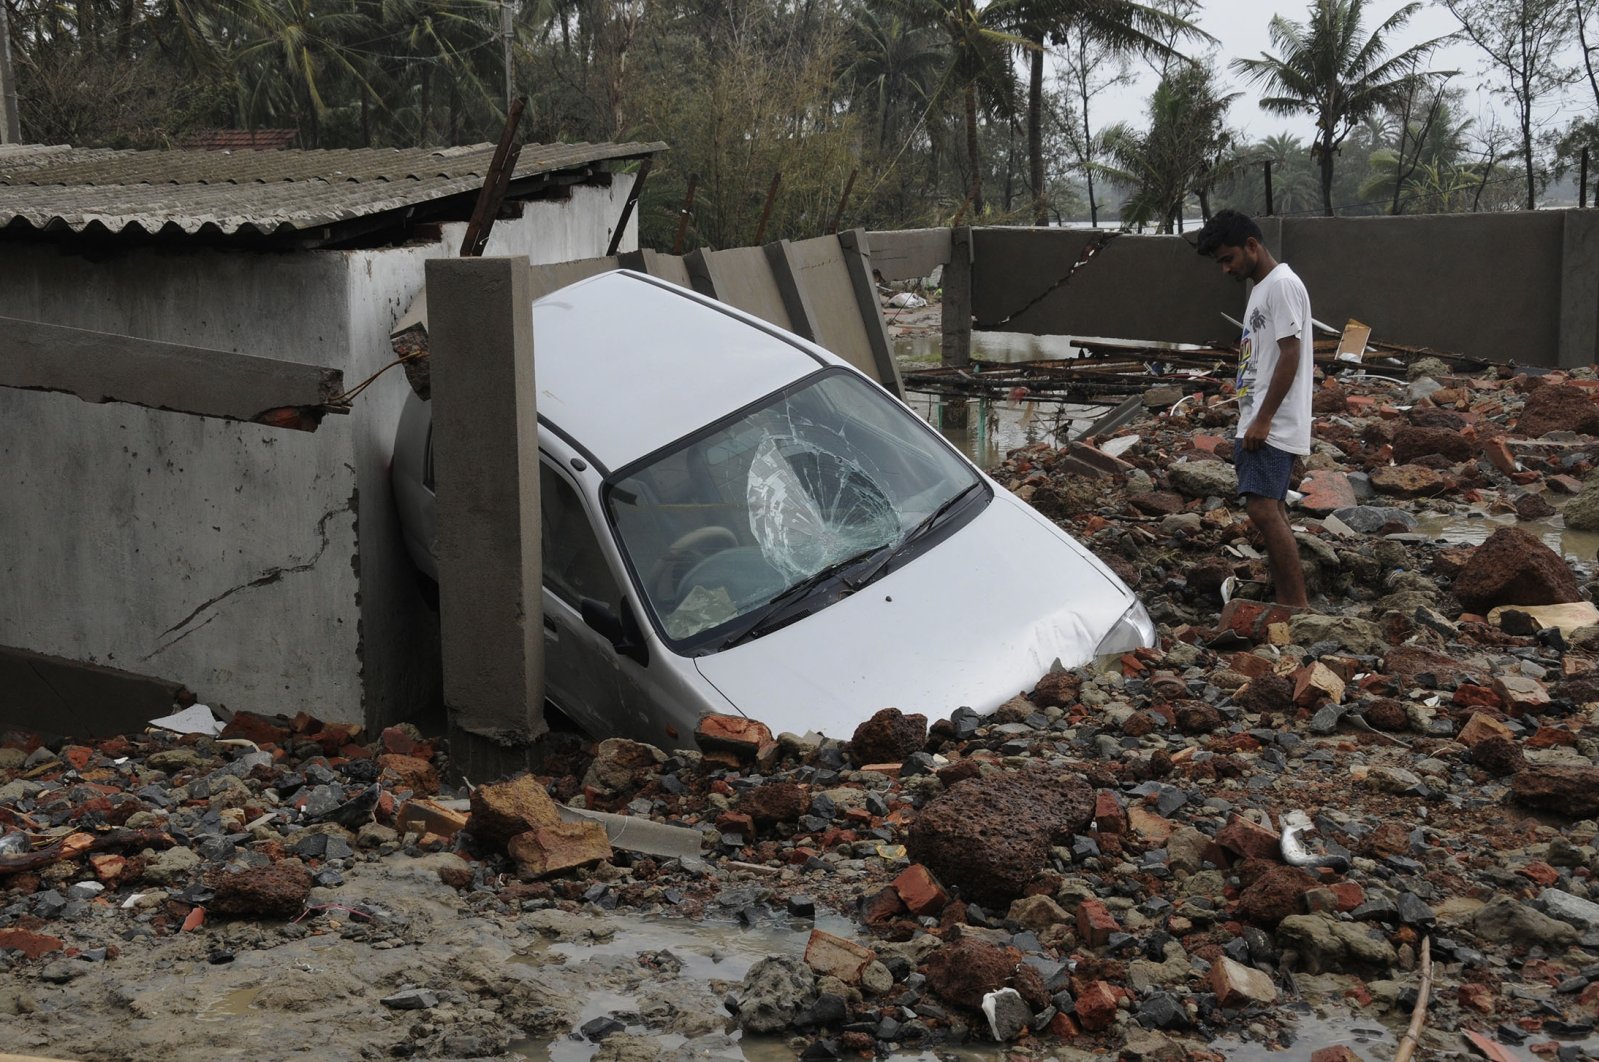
[887,292,928,309]
[148,704,223,737]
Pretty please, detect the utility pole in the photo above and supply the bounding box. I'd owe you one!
[0,0,21,144]
[502,0,514,111]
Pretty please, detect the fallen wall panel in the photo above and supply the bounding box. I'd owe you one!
[1,316,344,427]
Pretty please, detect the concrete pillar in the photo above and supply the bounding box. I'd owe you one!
[425,257,545,779]
[837,229,905,397]
[764,240,821,342]
[940,226,973,429]
[1560,209,1599,369]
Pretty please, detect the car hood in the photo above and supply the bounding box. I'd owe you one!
[693,491,1137,741]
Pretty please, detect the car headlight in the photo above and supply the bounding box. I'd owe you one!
[1094,600,1156,658]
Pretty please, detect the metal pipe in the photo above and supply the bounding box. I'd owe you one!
[1264,160,1275,216]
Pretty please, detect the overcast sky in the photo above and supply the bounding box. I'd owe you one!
[1080,1,1594,145]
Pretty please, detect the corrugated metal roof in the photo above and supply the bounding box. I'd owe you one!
[0,140,666,241]
[180,129,300,150]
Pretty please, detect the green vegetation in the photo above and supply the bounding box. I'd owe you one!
[4,0,1595,244]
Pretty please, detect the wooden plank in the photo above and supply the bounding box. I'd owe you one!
[837,229,903,397]
[0,316,344,430]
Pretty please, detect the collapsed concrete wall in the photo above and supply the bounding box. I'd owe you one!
[870,210,1599,368]
[0,179,636,734]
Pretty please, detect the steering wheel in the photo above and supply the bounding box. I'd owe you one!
[646,526,740,603]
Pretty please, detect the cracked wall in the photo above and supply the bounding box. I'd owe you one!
[0,179,637,731]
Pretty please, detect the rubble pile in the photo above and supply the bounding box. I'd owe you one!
[7,360,1599,1060]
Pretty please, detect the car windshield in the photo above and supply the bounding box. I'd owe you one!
[607,370,982,648]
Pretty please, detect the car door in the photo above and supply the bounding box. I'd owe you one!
[539,459,654,741]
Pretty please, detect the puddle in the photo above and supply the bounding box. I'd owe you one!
[896,332,1129,468]
[196,985,262,1022]
[1412,509,1599,565]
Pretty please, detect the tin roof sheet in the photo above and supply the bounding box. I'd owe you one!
[0,140,665,241]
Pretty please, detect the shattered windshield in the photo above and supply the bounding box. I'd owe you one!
[607,370,982,648]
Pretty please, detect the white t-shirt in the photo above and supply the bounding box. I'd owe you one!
[1235,263,1314,455]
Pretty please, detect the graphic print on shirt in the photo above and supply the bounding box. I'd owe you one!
[1237,306,1267,397]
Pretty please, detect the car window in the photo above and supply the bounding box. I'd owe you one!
[607,370,981,646]
[542,463,621,611]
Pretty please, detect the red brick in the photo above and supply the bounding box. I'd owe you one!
[803,929,876,984]
[0,928,64,960]
[377,753,439,795]
[1074,980,1119,1031]
[694,714,774,759]
[60,744,93,770]
[1459,983,1497,1014]
[1218,600,1268,639]
[1457,712,1515,748]
[1216,814,1280,862]
[507,820,612,878]
[715,811,756,839]
[1527,727,1578,749]
[1453,685,1504,711]
[1310,1047,1365,1062]
[892,864,949,917]
[1483,438,1519,476]
[1519,861,1560,886]
[862,886,907,925]
[1549,474,1584,494]
[1330,881,1366,913]
[1045,1012,1081,1037]
[1229,652,1275,679]
[1093,790,1126,834]
[1300,470,1358,516]
[1076,898,1119,947]
[1128,807,1175,844]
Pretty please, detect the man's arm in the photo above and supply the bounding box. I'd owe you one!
[1240,336,1301,451]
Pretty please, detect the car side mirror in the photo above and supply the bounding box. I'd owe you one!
[580,598,649,666]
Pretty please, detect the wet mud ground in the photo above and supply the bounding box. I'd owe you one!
[11,307,1599,1061]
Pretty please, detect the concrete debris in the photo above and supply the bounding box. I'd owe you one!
[10,359,1599,1059]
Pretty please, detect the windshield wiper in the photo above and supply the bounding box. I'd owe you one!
[846,479,985,591]
[715,543,889,650]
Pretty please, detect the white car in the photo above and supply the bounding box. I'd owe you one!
[392,270,1152,749]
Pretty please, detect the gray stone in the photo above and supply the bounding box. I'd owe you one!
[1289,613,1387,654]
[733,956,818,1034]
[141,846,202,885]
[1564,486,1599,532]
[382,988,438,1010]
[1166,827,1213,875]
[1540,889,1599,933]
[1277,913,1398,974]
[1330,506,1419,534]
[1168,460,1238,499]
[1473,895,1580,946]
[981,988,1031,1041]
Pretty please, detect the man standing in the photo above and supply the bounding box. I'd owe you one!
[1194,210,1313,607]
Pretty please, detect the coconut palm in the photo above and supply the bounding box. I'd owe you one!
[1233,0,1448,215]
[886,0,1022,217]
[992,0,1209,224]
[1101,61,1238,232]
[843,4,946,153]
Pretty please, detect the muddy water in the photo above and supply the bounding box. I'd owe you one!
[896,332,1116,468]
[1413,509,1599,566]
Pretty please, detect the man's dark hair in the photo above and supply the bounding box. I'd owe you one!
[1194,209,1263,257]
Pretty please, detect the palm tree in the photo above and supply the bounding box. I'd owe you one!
[887,0,1021,217]
[992,0,1209,224]
[843,4,945,153]
[1232,0,1448,215]
[1101,61,1237,232]
[226,0,378,146]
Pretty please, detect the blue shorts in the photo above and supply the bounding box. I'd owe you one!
[1234,439,1295,500]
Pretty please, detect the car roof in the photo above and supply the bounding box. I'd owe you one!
[533,271,827,473]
